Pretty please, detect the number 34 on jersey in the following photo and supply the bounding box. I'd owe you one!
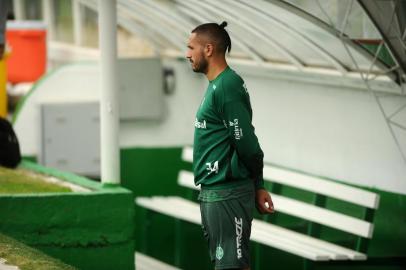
[206,161,219,174]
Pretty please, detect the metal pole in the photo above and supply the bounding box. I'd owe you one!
[13,0,24,20]
[72,0,83,46]
[98,0,120,185]
[42,0,55,50]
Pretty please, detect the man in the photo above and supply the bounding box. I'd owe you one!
[0,0,8,59]
[186,21,274,270]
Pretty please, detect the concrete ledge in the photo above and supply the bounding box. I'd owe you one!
[0,161,135,270]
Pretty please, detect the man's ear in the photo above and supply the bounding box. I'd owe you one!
[205,43,214,57]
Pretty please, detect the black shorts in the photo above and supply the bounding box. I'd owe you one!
[200,193,255,269]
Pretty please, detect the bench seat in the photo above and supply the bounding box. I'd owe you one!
[178,170,374,238]
[136,196,366,261]
[135,146,379,264]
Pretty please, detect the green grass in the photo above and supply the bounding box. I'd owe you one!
[0,166,71,194]
[0,232,76,270]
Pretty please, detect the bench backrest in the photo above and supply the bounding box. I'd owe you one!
[180,146,379,239]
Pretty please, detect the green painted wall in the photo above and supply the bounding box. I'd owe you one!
[120,147,210,268]
[0,161,135,270]
[41,241,134,270]
[121,147,406,270]
[120,147,187,197]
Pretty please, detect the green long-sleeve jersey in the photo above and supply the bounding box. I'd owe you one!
[193,66,264,194]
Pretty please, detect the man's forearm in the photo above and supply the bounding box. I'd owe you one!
[239,151,265,189]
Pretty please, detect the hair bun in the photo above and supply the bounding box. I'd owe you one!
[219,21,228,28]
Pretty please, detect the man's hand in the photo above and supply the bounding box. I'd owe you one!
[0,44,4,60]
[255,189,275,214]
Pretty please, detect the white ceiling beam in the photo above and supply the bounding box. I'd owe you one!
[203,0,304,70]
[139,0,196,35]
[234,0,348,75]
[123,0,190,37]
[117,1,185,51]
[79,0,165,54]
[117,18,164,54]
[174,0,265,64]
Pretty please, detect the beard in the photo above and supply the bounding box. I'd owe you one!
[191,53,208,74]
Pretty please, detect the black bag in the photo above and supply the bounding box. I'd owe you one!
[0,117,21,168]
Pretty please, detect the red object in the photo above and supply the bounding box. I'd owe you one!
[6,21,47,83]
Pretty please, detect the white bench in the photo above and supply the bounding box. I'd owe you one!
[136,146,380,264]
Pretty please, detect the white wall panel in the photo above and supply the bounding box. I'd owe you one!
[14,58,406,194]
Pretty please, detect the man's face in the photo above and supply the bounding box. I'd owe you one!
[186,33,208,74]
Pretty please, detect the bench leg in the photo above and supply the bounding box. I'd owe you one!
[174,219,183,267]
[254,242,261,270]
[139,207,151,253]
[303,259,314,270]
[357,208,374,253]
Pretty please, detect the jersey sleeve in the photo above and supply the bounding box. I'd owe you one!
[218,77,265,190]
